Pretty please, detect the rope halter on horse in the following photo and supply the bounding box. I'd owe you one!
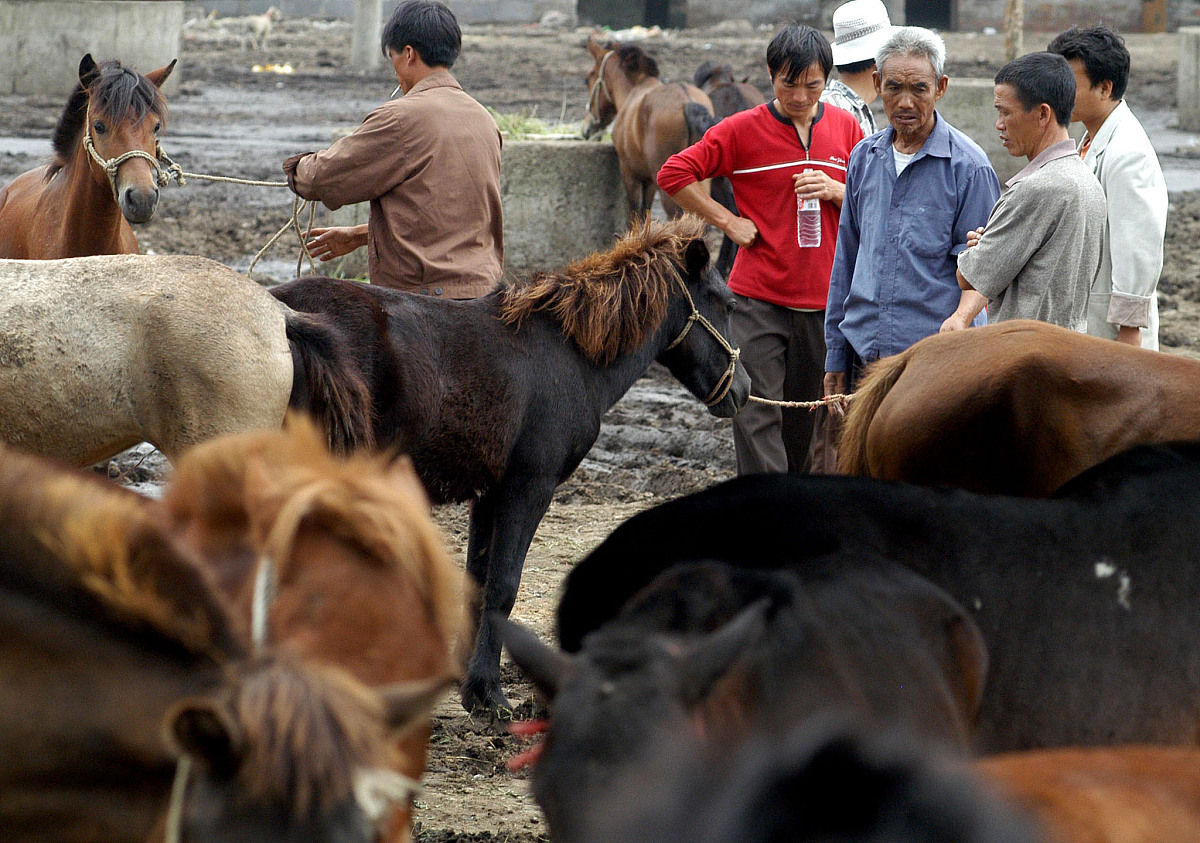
[82,106,184,201]
[585,49,615,127]
[663,273,742,407]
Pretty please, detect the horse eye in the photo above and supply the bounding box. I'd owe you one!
[153,122,162,134]
[93,120,107,135]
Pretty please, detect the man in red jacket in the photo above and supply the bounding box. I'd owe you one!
[658,25,863,475]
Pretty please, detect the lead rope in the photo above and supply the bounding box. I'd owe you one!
[82,111,316,276]
[163,754,192,843]
[663,273,852,411]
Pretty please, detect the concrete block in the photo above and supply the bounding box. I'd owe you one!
[321,137,627,280]
[0,1,183,96]
[1180,28,1200,132]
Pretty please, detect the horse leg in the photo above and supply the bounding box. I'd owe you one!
[460,478,557,716]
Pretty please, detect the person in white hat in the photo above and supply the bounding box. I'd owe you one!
[821,0,893,136]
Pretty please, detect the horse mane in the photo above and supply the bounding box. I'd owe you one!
[49,58,168,178]
[501,215,706,363]
[223,656,390,816]
[0,443,243,661]
[616,42,660,80]
[162,415,469,667]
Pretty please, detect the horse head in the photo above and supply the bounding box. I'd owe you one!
[163,658,453,843]
[77,53,174,224]
[582,35,618,139]
[656,219,750,418]
[158,416,468,841]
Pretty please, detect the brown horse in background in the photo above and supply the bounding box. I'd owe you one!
[0,54,174,259]
[838,320,1200,496]
[583,35,718,219]
[693,59,766,120]
[0,439,450,841]
[159,417,468,843]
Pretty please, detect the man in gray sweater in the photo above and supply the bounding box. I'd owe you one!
[943,52,1105,332]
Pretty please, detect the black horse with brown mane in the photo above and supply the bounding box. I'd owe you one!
[273,215,750,714]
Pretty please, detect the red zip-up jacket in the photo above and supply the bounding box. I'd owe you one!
[658,101,862,309]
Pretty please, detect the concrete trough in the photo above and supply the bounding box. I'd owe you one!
[0,1,184,96]
[324,137,628,279]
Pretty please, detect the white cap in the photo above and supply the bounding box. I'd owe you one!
[831,0,894,66]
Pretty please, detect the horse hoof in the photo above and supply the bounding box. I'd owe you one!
[460,680,511,718]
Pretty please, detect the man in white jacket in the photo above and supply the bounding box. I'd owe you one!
[1050,25,1168,349]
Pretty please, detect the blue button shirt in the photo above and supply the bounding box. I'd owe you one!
[824,112,1001,371]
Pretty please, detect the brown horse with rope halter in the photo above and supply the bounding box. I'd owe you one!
[160,416,468,843]
[583,35,717,220]
[0,54,178,259]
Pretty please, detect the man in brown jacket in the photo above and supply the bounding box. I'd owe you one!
[283,0,503,298]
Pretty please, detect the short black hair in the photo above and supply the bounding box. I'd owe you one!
[767,25,833,83]
[381,0,461,68]
[836,58,875,76]
[994,51,1075,128]
[1047,25,1129,101]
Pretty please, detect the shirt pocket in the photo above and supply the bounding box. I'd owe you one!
[902,205,954,261]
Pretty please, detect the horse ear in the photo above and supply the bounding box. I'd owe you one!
[79,54,100,89]
[241,455,274,525]
[491,614,573,702]
[683,236,711,277]
[164,697,244,772]
[146,59,178,89]
[385,455,432,511]
[587,33,607,57]
[677,598,767,708]
[377,675,456,737]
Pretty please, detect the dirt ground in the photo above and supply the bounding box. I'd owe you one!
[10,12,1200,840]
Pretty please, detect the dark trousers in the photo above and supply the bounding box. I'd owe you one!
[731,295,826,475]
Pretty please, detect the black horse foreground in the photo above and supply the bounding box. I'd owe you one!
[557,441,1200,751]
[273,216,750,713]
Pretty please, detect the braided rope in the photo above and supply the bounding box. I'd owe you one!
[152,148,316,275]
[748,393,854,411]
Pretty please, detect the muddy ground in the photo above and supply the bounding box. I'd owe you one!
[7,12,1200,840]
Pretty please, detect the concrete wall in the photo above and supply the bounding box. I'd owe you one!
[0,1,183,96]
[204,0,575,24]
[323,138,628,278]
[937,76,1022,184]
[1181,27,1200,131]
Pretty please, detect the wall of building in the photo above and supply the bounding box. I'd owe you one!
[0,1,183,95]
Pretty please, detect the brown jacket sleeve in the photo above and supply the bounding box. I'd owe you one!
[287,104,412,210]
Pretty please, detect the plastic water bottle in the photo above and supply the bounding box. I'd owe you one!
[797,195,821,248]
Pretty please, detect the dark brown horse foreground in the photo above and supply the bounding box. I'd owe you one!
[558,442,1200,752]
[498,553,988,840]
[0,441,450,842]
[273,215,750,714]
[0,254,369,467]
[0,55,175,259]
[582,36,718,219]
[159,417,467,843]
[838,319,1200,496]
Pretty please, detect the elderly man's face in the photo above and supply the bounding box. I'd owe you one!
[874,53,948,148]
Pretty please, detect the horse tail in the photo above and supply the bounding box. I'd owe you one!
[684,100,718,147]
[837,350,911,476]
[283,310,376,453]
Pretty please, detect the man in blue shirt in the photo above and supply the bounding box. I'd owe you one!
[824,27,1000,397]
